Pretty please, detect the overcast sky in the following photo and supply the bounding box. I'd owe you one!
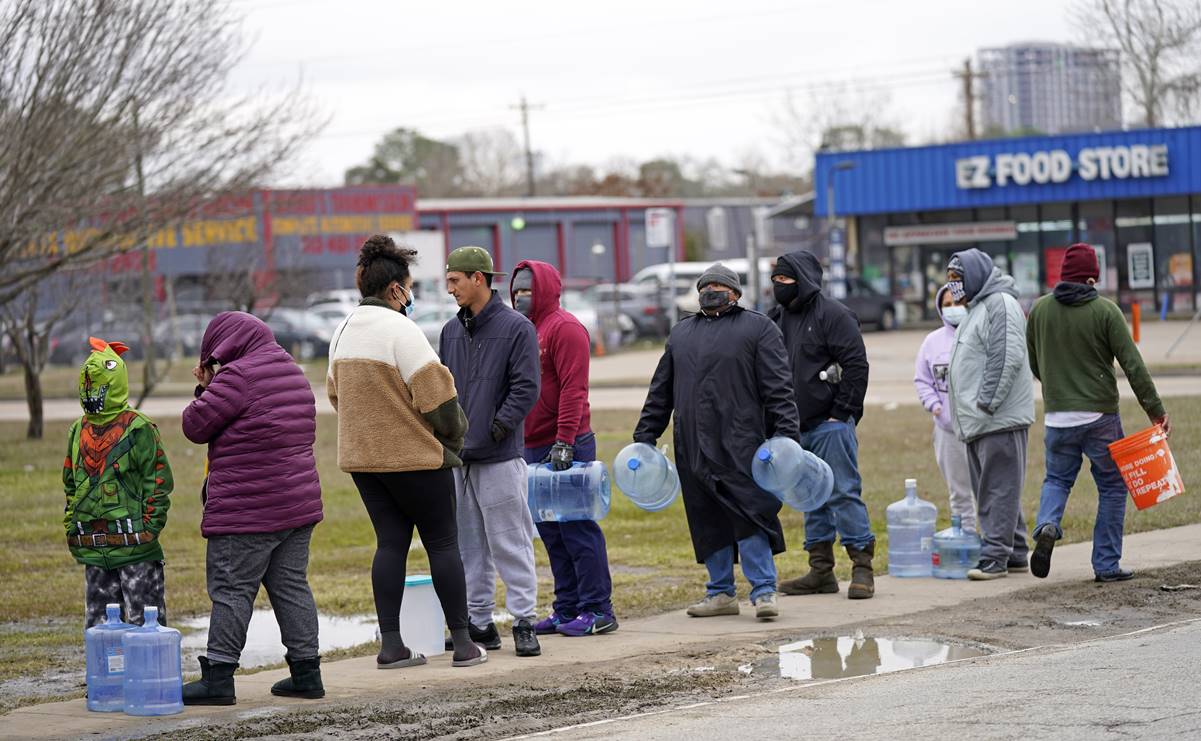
[230,0,1080,187]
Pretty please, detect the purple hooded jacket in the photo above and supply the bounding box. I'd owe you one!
[182,311,323,537]
[913,284,957,432]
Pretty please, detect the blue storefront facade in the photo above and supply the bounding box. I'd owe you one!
[815,126,1201,320]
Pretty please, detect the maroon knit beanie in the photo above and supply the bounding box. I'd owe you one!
[1060,243,1099,284]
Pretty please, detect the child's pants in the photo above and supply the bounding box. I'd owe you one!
[84,561,166,628]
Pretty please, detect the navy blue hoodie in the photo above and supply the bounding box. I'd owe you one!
[439,291,540,463]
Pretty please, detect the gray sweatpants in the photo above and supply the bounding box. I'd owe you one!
[454,459,538,627]
[933,424,978,532]
[205,524,319,665]
[966,428,1030,566]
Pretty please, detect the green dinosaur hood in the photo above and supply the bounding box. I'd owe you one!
[79,337,131,425]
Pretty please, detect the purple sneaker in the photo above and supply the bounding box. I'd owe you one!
[532,612,573,635]
[555,611,618,637]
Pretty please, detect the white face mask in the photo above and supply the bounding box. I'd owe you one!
[943,305,967,327]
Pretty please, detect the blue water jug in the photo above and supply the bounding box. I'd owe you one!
[886,478,938,578]
[751,437,833,512]
[527,461,611,522]
[932,514,982,580]
[613,443,680,512]
[85,603,134,712]
[121,606,182,716]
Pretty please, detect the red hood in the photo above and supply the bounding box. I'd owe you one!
[510,259,562,325]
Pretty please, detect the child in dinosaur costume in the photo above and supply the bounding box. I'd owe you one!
[63,337,174,627]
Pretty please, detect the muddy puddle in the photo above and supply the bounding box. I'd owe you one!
[760,632,988,681]
[179,611,378,668]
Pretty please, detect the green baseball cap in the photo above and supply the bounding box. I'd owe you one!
[446,245,507,277]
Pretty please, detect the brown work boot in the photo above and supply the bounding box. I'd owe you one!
[846,543,875,599]
[779,541,839,595]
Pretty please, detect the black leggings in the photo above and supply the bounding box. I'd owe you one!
[352,469,468,633]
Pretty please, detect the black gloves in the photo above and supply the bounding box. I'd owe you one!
[490,420,510,443]
[546,442,574,471]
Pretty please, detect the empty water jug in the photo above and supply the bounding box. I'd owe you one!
[613,442,679,512]
[121,606,182,716]
[527,461,611,522]
[751,437,833,512]
[932,515,982,580]
[886,478,938,578]
[85,603,134,712]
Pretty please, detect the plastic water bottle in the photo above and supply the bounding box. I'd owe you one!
[613,442,680,512]
[121,606,182,716]
[886,478,938,578]
[932,515,982,580]
[819,363,842,383]
[527,461,611,522]
[85,604,134,712]
[751,437,833,512]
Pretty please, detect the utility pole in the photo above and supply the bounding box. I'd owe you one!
[133,105,156,408]
[511,95,543,196]
[954,58,977,140]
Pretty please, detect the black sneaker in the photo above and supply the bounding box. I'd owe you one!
[1007,557,1029,573]
[444,622,502,652]
[967,559,1007,581]
[512,619,541,657]
[1031,530,1057,579]
[1094,569,1134,583]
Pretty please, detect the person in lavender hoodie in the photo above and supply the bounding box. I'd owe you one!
[913,285,978,532]
[180,311,325,706]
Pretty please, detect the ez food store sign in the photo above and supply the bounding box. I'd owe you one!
[956,144,1169,190]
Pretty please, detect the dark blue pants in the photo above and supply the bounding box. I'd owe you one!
[523,433,614,617]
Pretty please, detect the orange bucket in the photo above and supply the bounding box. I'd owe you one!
[1107,425,1186,510]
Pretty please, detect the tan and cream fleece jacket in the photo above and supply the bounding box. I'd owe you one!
[328,303,468,472]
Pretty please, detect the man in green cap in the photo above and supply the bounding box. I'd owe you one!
[439,246,543,657]
[63,337,174,627]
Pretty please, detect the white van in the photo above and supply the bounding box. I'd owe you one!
[631,258,777,313]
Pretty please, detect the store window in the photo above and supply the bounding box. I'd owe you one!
[974,206,1012,268]
[1153,197,1193,314]
[857,215,889,294]
[1078,201,1116,296]
[1115,199,1155,312]
[1010,205,1040,305]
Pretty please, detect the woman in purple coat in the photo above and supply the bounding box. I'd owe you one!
[180,311,325,706]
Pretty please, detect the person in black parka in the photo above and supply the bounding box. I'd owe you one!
[634,264,800,621]
[768,250,874,599]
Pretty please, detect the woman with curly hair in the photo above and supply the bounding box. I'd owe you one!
[327,235,484,668]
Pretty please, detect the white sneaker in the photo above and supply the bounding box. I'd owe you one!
[754,592,779,620]
[686,592,740,617]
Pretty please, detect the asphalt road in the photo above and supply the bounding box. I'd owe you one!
[548,619,1201,740]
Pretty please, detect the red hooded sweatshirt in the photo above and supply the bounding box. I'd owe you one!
[510,260,592,448]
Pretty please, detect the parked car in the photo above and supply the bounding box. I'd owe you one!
[151,313,214,359]
[265,308,333,360]
[593,283,668,338]
[840,277,898,331]
[408,294,460,351]
[305,289,360,312]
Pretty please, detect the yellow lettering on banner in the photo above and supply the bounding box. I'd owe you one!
[377,214,414,232]
[273,215,319,236]
[149,228,177,249]
[182,216,258,247]
[320,215,377,233]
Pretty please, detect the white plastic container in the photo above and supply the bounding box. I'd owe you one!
[400,575,445,657]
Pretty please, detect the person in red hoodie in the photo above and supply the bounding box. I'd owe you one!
[510,260,617,637]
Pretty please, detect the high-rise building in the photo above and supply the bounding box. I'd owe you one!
[979,42,1122,135]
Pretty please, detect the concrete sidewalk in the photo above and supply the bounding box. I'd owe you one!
[6,523,1201,740]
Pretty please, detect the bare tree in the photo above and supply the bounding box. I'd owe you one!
[0,0,321,437]
[456,128,526,196]
[1073,0,1201,126]
[0,0,320,304]
[771,87,905,175]
[1,274,79,439]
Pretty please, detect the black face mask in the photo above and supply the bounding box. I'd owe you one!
[773,282,799,307]
[514,295,533,317]
[699,289,731,311]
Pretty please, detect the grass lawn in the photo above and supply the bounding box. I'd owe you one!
[1,398,1198,686]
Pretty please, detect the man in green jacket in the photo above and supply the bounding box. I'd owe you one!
[64,338,174,627]
[1026,244,1168,583]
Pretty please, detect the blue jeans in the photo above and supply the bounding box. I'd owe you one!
[1034,414,1127,576]
[799,420,875,551]
[523,433,614,616]
[704,531,777,603]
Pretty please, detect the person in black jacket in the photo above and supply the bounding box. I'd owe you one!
[634,264,800,621]
[769,251,875,599]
